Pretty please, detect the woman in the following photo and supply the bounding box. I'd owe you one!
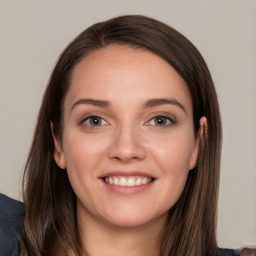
[0,15,243,256]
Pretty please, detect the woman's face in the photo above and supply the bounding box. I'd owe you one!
[53,44,201,228]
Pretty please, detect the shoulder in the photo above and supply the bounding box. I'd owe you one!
[237,247,256,256]
[218,248,238,256]
[218,247,256,256]
[0,193,25,256]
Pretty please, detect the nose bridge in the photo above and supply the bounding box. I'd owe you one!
[108,121,146,161]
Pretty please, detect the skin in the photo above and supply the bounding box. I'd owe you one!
[53,44,205,256]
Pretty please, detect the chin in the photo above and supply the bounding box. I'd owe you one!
[101,208,168,229]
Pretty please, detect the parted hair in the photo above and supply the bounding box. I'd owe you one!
[21,15,222,256]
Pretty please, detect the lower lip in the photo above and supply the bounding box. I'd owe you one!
[100,179,155,195]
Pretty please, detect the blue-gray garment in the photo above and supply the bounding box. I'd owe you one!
[218,248,237,256]
[0,194,24,256]
[0,193,237,256]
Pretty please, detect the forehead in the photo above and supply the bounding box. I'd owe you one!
[65,44,192,113]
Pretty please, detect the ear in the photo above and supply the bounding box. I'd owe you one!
[189,117,207,170]
[51,122,66,169]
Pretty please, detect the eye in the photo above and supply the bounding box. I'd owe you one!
[83,116,108,127]
[147,115,174,126]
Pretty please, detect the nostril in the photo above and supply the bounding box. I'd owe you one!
[107,133,146,161]
[113,156,122,161]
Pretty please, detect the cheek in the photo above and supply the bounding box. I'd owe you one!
[62,132,107,184]
[148,134,195,204]
[62,133,110,215]
[64,131,104,161]
[150,133,195,172]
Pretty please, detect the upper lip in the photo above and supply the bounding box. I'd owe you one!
[99,171,156,179]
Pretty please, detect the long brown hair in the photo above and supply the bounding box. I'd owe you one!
[21,15,222,256]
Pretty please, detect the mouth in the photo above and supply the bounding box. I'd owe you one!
[102,176,154,187]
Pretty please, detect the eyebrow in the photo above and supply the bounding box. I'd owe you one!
[144,98,187,115]
[70,99,111,112]
[70,97,187,115]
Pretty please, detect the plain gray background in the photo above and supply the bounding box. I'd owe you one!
[0,0,255,249]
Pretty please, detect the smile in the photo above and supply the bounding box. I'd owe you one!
[103,176,153,186]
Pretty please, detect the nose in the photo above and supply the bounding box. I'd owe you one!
[108,126,146,162]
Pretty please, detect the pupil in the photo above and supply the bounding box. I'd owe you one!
[156,117,165,125]
[91,117,100,125]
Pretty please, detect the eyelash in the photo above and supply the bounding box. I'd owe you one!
[146,115,176,127]
[79,115,108,129]
[79,114,176,129]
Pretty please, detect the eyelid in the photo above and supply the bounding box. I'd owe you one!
[145,113,177,126]
[78,113,109,127]
[86,116,108,125]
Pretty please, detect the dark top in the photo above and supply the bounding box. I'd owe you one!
[0,193,237,256]
[0,194,24,256]
[218,248,237,256]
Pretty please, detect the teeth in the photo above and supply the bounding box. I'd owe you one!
[127,178,136,186]
[119,177,126,186]
[104,176,153,186]
[135,177,142,185]
[114,177,119,185]
[142,177,148,184]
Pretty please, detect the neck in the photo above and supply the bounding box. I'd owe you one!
[77,207,167,256]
